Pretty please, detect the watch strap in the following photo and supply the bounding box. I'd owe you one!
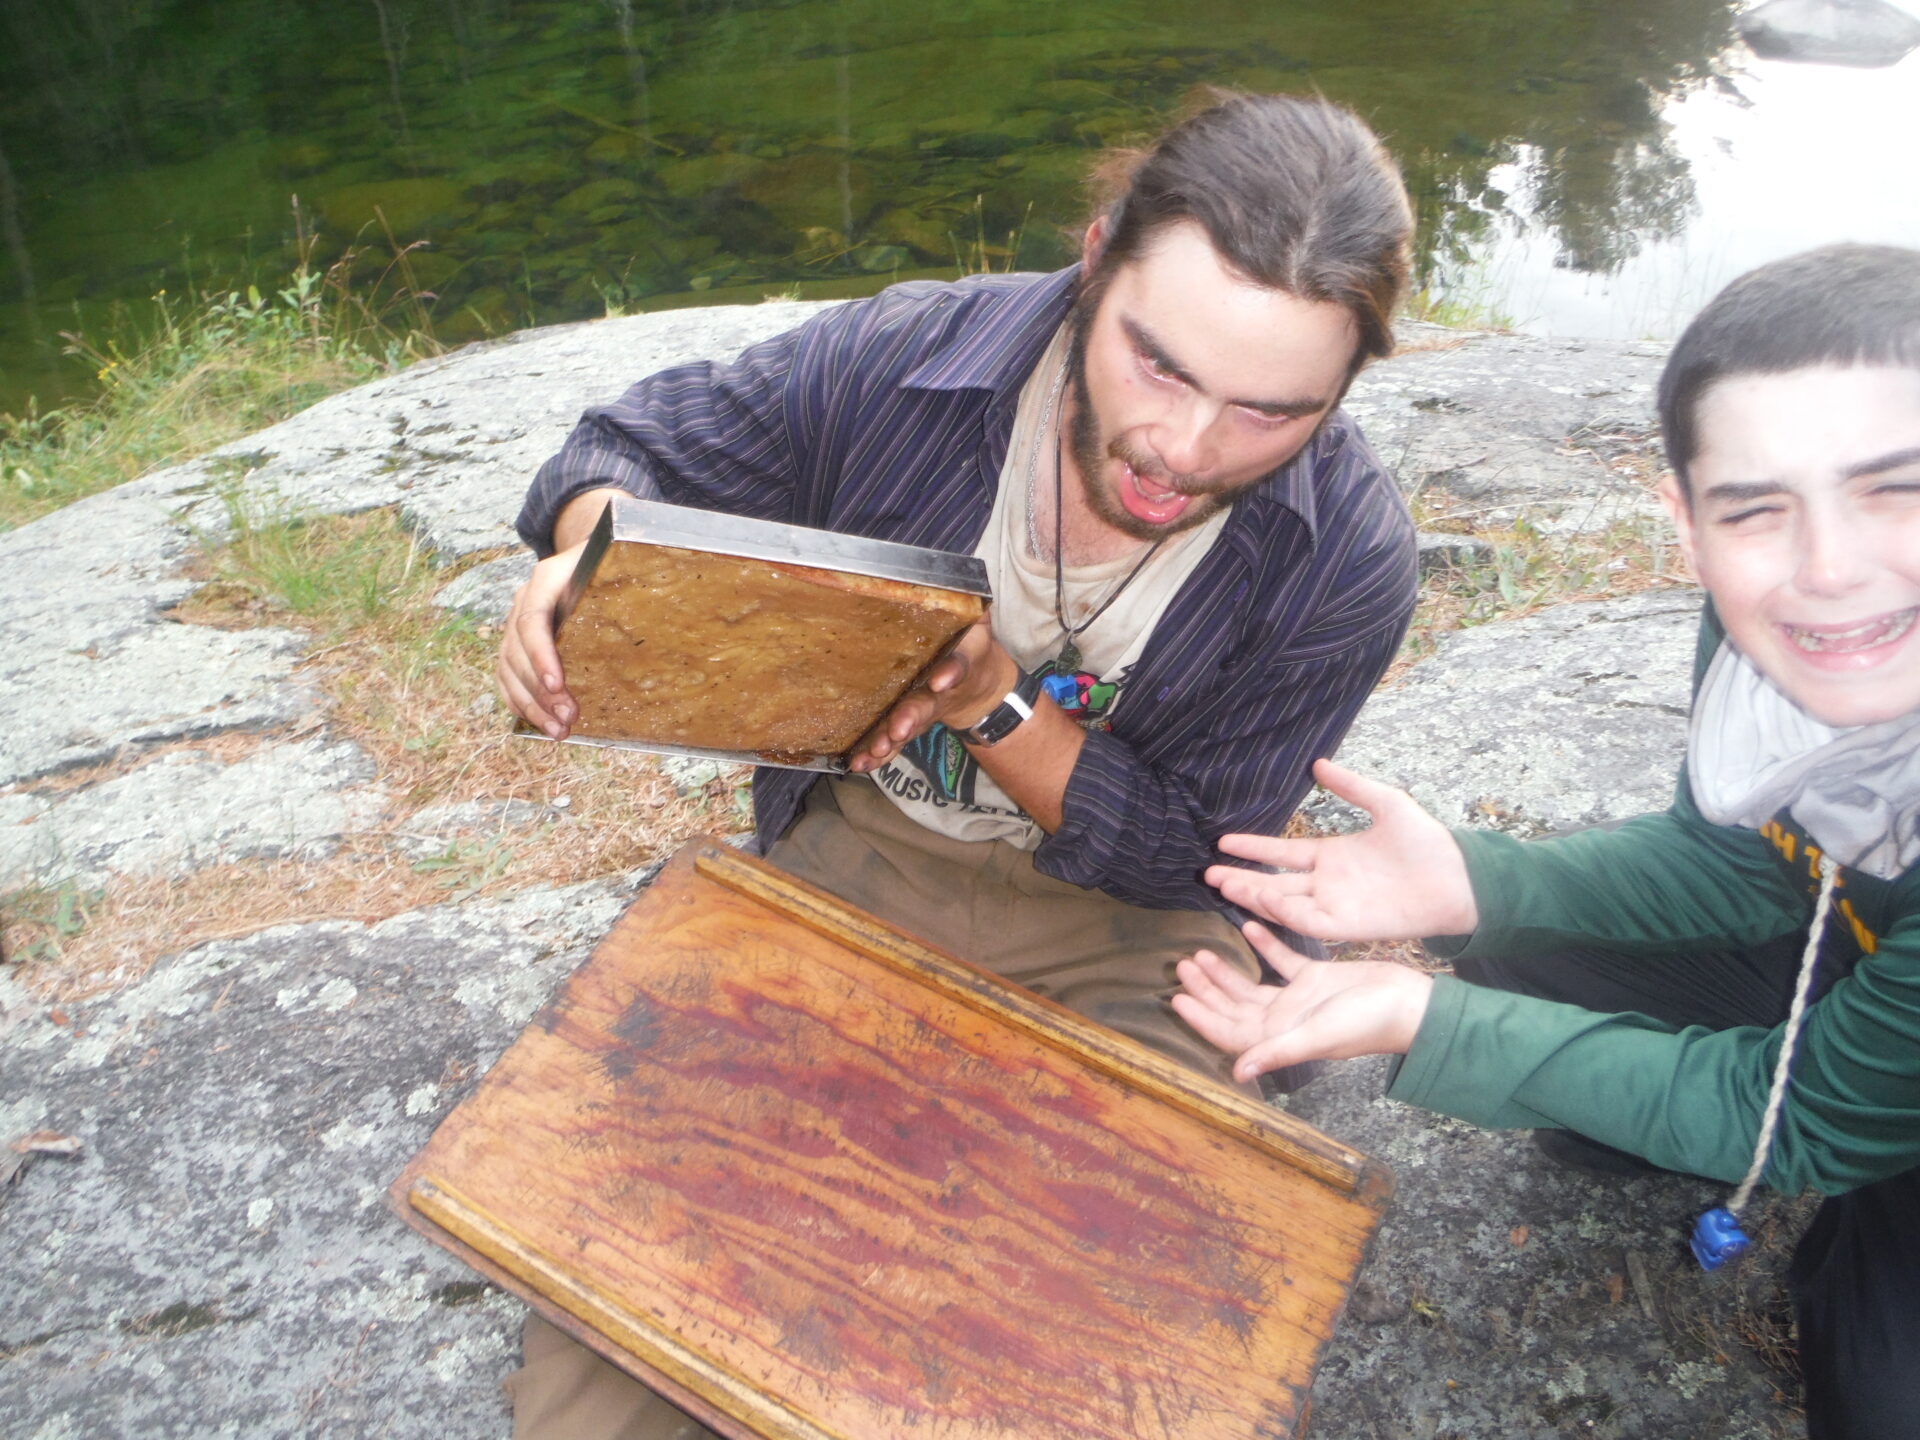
[962,667,1044,746]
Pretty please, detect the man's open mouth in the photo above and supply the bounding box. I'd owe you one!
[1784,607,1917,654]
[1117,461,1195,525]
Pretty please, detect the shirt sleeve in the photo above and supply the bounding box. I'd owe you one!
[1390,912,1920,1195]
[514,304,857,556]
[1429,802,1807,962]
[1400,791,1920,1195]
[1040,510,1416,911]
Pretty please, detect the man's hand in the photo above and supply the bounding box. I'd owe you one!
[497,489,629,738]
[846,617,1018,773]
[1172,923,1434,1083]
[496,542,588,738]
[1204,759,1479,941]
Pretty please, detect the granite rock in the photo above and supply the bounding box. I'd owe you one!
[0,877,640,1440]
[1345,323,1669,531]
[0,737,385,891]
[1309,589,1704,836]
[178,303,828,561]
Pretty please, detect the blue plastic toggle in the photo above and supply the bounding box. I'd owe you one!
[1041,673,1081,710]
[1691,1207,1751,1271]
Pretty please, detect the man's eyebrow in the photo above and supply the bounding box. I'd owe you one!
[1842,444,1920,480]
[1120,317,1331,417]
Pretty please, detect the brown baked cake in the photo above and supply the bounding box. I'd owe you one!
[558,538,986,763]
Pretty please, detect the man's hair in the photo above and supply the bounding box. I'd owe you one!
[1659,244,1920,491]
[1082,91,1412,382]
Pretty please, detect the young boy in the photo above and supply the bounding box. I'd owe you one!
[1173,243,1920,1440]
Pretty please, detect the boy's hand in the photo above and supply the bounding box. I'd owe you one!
[497,542,588,739]
[1205,759,1479,941]
[1172,923,1434,1083]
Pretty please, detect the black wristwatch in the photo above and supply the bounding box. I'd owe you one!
[961,667,1044,747]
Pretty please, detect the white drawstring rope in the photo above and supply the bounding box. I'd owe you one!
[1726,853,1836,1218]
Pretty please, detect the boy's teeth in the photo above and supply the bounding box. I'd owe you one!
[1787,608,1916,652]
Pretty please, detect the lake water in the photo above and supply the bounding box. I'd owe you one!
[1,0,1916,414]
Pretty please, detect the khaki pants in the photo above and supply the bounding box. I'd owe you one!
[503,776,1260,1440]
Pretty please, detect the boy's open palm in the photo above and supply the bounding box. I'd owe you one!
[1204,760,1478,941]
[1172,923,1433,1081]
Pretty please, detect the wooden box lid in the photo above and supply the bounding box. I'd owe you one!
[391,840,1391,1439]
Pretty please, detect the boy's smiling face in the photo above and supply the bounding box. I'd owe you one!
[1662,364,1920,729]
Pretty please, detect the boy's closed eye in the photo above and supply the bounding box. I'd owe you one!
[1700,483,1789,528]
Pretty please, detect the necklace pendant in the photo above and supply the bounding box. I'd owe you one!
[1055,639,1082,675]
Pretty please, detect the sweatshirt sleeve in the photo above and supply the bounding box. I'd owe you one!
[1384,594,1920,1195]
[1427,800,1807,964]
[1391,903,1920,1194]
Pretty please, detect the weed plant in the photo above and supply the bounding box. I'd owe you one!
[1409,510,1681,654]
[0,201,443,532]
[180,487,500,767]
[0,876,102,966]
[1401,285,1517,333]
[188,479,444,634]
[1396,428,1689,672]
[1402,248,1522,332]
[951,194,1032,276]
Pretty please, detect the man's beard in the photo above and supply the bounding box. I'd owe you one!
[1062,292,1236,544]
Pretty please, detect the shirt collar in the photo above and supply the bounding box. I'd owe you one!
[1237,415,1339,548]
[901,267,1079,397]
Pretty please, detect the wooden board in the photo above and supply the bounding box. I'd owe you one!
[392,840,1392,1440]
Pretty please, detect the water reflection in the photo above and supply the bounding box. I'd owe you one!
[1460,51,1920,338]
[0,0,1901,412]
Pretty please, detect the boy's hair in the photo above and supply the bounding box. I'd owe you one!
[1659,243,1920,493]
[1080,91,1412,384]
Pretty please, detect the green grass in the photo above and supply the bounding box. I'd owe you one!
[1401,249,1523,333]
[181,490,503,774]
[411,836,515,901]
[1401,283,1517,333]
[190,480,438,632]
[1,875,103,966]
[184,488,496,741]
[952,193,1033,276]
[1,210,444,532]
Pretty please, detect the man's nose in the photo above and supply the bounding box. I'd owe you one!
[1151,393,1220,478]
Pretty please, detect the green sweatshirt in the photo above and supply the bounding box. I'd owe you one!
[1389,604,1920,1196]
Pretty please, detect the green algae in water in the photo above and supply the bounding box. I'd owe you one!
[0,0,1737,413]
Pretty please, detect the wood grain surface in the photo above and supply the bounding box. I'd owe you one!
[393,840,1390,1440]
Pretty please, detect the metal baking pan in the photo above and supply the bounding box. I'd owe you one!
[524,495,991,772]
[557,495,992,614]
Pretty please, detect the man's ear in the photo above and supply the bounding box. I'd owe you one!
[1081,214,1109,272]
[1657,471,1701,575]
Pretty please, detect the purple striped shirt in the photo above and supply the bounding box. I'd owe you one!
[518,267,1417,912]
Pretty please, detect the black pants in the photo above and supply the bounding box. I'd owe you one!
[1456,939,1920,1440]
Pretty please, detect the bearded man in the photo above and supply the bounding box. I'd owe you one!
[497,86,1417,1440]
[503,89,1416,1081]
